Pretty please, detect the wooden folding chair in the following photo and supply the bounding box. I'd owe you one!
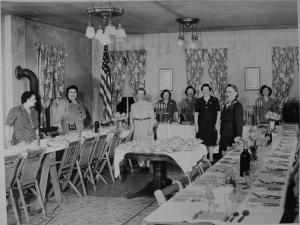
[51,140,81,197]
[72,137,96,196]
[154,183,181,206]
[90,134,108,185]
[13,149,46,224]
[173,175,190,190]
[99,130,122,182]
[5,154,21,225]
[188,165,203,183]
[198,158,211,174]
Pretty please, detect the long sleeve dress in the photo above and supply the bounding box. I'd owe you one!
[53,98,86,134]
[130,100,154,141]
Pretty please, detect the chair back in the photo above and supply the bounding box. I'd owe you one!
[188,165,202,183]
[108,130,122,157]
[198,159,211,173]
[154,183,181,205]
[17,149,45,186]
[58,140,81,176]
[78,137,96,166]
[5,154,21,192]
[91,134,107,162]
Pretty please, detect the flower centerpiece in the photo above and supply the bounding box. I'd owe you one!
[112,112,129,129]
[265,111,281,130]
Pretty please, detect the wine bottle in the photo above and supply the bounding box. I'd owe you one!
[265,128,272,145]
[240,148,251,177]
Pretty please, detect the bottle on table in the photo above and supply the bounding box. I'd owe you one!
[240,148,251,177]
[265,128,272,145]
[95,121,100,133]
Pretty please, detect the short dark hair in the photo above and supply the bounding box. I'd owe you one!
[259,85,272,96]
[21,91,35,104]
[185,85,196,96]
[201,83,212,92]
[136,87,146,95]
[66,85,79,101]
[160,89,171,99]
[226,84,239,98]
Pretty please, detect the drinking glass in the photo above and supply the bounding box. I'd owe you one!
[205,182,216,212]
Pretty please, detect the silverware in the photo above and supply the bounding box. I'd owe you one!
[193,211,203,219]
[251,192,281,199]
[237,210,250,223]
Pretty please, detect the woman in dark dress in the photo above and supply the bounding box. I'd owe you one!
[219,84,244,159]
[195,84,221,163]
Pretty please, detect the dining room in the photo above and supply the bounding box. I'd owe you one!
[0,0,299,225]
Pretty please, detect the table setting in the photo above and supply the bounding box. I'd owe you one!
[142,124,299,224]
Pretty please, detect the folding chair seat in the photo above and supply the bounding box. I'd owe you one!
[154,183,181,206]
[52,140,81,197]
[13,149,46,224]
[70,137,96,196]
[5,154,21,225]
[90,134,108,185]
[99,130,122,182]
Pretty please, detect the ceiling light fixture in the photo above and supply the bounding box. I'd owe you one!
[176,18,200,49]
[85,3,126,45]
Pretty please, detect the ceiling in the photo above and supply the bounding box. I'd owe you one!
[1,0,298,35]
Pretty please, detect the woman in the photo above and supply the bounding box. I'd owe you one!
[219,84,244,159]
[156,89,178,122]
[194,84,221,163]
[130,87,154,141]
[5,91,39,145]
[255,85,277,123]
[180,85,197,124]
[54,85,86,134]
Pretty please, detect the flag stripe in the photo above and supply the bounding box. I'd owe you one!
[99,45,112,122]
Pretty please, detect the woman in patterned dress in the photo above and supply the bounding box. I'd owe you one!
[54,85,86,134]
[130,87,155,141]
[5,91,39,145]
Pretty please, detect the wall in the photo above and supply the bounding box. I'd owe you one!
[25,20,93,119]
[111,29,298,106]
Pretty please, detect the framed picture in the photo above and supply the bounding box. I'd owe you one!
[245,67,260,90]
[159,69,173,90]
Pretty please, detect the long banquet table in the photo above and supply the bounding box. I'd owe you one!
[4,126,124,202]
[142,124,299,224]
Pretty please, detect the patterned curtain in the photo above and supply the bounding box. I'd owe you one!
[184,49,205,96]
[125,49,146,96]
[206,48,228,105]
[36,43,65,128]
[109,50,127,108]
[272,46,298,106]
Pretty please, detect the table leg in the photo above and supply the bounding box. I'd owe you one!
[39,153,63,202]
[126,161,172,199]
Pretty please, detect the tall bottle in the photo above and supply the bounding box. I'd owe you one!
[265,127,272,145]
[94,121,99,133]
[240,148,251,177]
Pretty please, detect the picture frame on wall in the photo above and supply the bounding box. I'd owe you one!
[245,67,260,90]
[159,69,173,90]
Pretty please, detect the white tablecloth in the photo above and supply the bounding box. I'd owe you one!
[157,123,196,139]
[113,138,207,178]
[143,124,299,225]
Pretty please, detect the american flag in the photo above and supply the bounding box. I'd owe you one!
[99,45,112,122]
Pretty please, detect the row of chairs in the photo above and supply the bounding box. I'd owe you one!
[5,129,134,224]
[154,159,211,205]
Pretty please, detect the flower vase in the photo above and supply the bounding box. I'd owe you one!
[269,121,275,131]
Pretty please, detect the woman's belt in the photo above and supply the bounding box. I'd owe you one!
[133,117,151,121]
